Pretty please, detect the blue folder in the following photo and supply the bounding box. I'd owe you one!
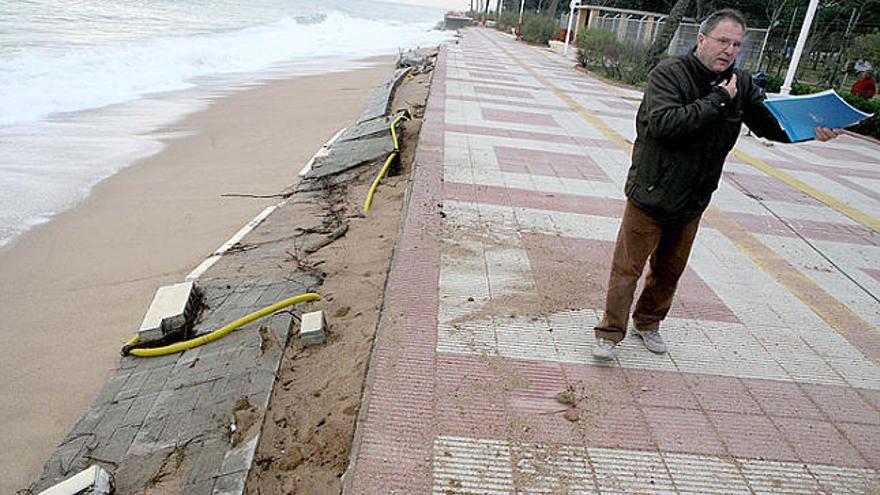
[762,89,873,142]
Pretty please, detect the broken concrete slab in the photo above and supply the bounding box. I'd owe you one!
[339,109,409,144]
[356,67,412,124]
[304,135,394,180]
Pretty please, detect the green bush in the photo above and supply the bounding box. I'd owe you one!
[576,29,620,70]
[764,75,819,95]
[576,28,650,86]
[495,12,519,33]
[840,92,880,140]
[521,13,559,46]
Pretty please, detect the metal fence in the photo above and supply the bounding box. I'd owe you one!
[587,14,767,70]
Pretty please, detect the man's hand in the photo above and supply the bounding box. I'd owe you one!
[721,73,738,99]
[815,127,841,142]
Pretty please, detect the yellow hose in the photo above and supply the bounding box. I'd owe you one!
[363,112,409,214]
[124,292,320,357]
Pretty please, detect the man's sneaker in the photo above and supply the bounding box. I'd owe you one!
[634,328,667,354]
[592,338,617,360]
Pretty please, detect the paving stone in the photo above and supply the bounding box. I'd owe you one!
[185,438,230,485]
[220,435,260,476]
[120,391,160,427]
[90,424,140,465]
[211,471,248,495]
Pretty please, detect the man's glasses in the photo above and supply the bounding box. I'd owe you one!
[704,33,743,50]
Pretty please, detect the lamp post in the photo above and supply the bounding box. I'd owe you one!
[519,0,526,26]
[563,0,578,56]
[781,0,819,95]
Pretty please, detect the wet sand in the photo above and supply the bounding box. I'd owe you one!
[0,58,393,493]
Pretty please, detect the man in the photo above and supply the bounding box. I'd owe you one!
[851,70,876,100]
[592,8,840,359]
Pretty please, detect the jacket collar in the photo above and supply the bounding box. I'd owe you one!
[688,48,731,86]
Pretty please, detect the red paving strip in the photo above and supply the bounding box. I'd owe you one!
[863,268,880,282]
[763,159,880,180]
[582,108,637,120]
[727,211,880,247]
[444,123,617,147]
[467,70,517,81]
[481,107,561,127]
[343,46,449,495]
[472,84,535,99]
[446,76,546,90]
[443,181,625,217]
[434,353,879,467]
[801,142,879,164]
[494,145,610,181]
[598,98,639,111]
[447,94,570,112]
[724,170,828,206]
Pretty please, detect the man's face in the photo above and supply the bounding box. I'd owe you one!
[695,19,745,74]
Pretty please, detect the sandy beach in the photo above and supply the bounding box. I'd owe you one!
[0,58,393,493]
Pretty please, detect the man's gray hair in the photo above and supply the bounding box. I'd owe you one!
[699,8,747,35]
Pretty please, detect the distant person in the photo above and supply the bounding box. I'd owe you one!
[851,70,876,100]
[592,8,841,359]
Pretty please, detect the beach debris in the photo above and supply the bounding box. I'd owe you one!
[396,48,437,75]
[136,281,200,344]
[302,224,349,254]
[300,310,327,346]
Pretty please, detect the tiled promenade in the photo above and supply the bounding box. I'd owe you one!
[343,28,880,494]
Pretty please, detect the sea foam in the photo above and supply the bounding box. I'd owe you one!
[0,6,451,247]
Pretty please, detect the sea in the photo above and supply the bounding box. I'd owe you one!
[0,0,452,247]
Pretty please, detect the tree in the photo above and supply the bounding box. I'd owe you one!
[642,0,693,72]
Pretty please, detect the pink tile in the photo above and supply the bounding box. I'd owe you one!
[448,94,569,111]
[802,384,880,425]
[624,369,700,410]
[683,374,762,414]
[839,422,880,469]
[862,268,880,282]
[473,85,534,99]
[481,108,560,128]
[800,144,879,164]
[445,123,616,148]
[443,182,625,218]
[707,411,797,461]
[743,379,825,419]
[581,406,656,451]
[775,418,868,468]
[468,70,517,81]
[723,171,827,206]
[643,407,726,456]
[447,77,543,91]
[494,145,610,181]
[598,99,637,111]
[727,212,880,247]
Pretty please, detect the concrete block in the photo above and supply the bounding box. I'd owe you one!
[37,465,113,495]
[305,135,394,179]
[300,310,326,346]
[138,281,197,343]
